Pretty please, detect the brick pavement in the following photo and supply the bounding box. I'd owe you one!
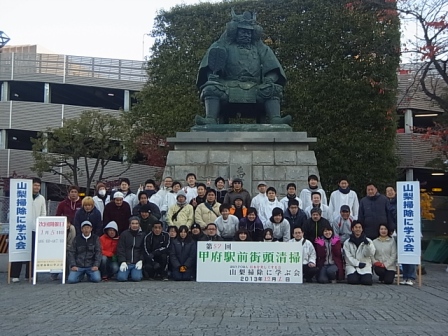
[0,263,447,336]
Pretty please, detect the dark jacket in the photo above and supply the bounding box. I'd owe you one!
[314,235,344,280]
[239,217,264,241]
[169,237,197,269]
[132,202,161,219]
[68,234,102,268]
[302,217,331,242]
[117,229,145,264]
[224,189,252,208]
[103,201,132,234]
[191,232,207,242]
[284,209,307,238]
[359,193,393,239]
[387,197,397,232]
[73,207,103,236]
[204,234,224,241]
[138,214,159,234]
[56,197,82,220]
[216,189,227,204]
[143,231,170,260]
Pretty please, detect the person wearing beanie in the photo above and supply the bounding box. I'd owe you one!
[195,189,221,229]
[99,221,120,281]
[280,183,303,210]
[289,226,318,282]
[304,191,331,220]
[133,191,161,220]
[250,181,268,213]
[169,225,197,281]
[314,225,344,283]
[116,217,145,282]
[299,175,327,210]
[264,207,290,242]
[229,196,247,220]
[331,205,354,244]
[284,199,307,239]
[215,204,240,240]
[302,207,331,242]
[258,187,284,225]
[223,177,251,208]
[343,220,376,285]
[67,221,102,284]
[143,221,170,280]
[214,176,228,204]
[138,203,159,234]
[190,223,207,242]
[110,178,138,209]
[239,207,264,241]
[166,190,194,228]
[93,182,110,219]
[103,191,132,234]
[328,177,359,222]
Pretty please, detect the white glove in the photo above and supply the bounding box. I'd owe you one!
[135,260,143,270]
[120,262,128,272]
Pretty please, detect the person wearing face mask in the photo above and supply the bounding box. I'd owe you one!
[238,207,264,241]
[93,182,110,219]
[169,225,196,281]
[73,196,102,236]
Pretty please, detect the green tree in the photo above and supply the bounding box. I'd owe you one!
[131,0,400,192]
[32,110,136,191]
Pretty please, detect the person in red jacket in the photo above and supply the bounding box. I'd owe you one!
[103,192,132,234]
[99,221,120,280]
[56,185,82,220]
[314,225,344,283]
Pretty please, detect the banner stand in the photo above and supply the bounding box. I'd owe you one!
[418,264,422,287]
[396,265,400,286]
[7,262,10,284]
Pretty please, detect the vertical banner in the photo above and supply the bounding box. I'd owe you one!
[397,181,421,265]
[197,242,303,283]
[9,179,33,262]
[33,216,67,284]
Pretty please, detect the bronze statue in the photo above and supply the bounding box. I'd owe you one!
[195,9,292,125]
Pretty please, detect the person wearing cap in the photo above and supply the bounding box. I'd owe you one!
[73,196,102,236]
[166,190,194,228]
[215,204,240,240]
[264,207,290,242]
[299,175,327,211]
[195,189,221,229]
[258,187,283,225]
[289,226,319,282]
[223,178,251,209]
[103,191,132,234]
[213,177,228,204]
[67,221,102,284]
[138,203,159,234]
[250,181,268,213]
[144,221,171,280]
[56,185,82,220]
[93,182,110,219]
[343,220,376,285]
[328,177,359,222]
[190,183,207,209]
[133,191,161,219]
[304,191,331,220]
[284,199,307,239]
[280,183,303,210]
[331,205,354,244]
[302,207,331,242]
[99,221,120,281]
[116,217,145,282]
[229,196,247,220]
[110,178,138,209]
[191,223,207,242]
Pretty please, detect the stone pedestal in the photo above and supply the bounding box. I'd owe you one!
[164,131,320,196]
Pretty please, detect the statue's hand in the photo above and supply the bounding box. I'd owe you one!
[208,74,220,82]
[264,77,275,84]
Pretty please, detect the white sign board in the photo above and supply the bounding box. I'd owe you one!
[197,241,303,283]
[33,216,67,284]
[397,181,421,265]
[9,179,33,262]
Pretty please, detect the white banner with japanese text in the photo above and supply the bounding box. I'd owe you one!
[9,179,33,262]
[197,241,303,283]
[397,181,421,265]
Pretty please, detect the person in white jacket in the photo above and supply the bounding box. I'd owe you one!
[299,174,327,210]
[331,205,354,244]
[161,181,182,213]
[328,177,359,221]
[150,176,173,212]
[280,183,303,210]
[264,207,290,242]
[373,224,397,285]
[93,183,110,219]
[250,181,268,213]
[304,192,331,220]
[289,226,319,282]
[258,187,284,225]
[343,220,376,285]
[184,173,198,203]
[214,204,239,240]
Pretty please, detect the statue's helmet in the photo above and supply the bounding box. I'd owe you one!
[225,9,263,41]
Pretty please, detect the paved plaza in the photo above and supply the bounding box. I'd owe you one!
[1,263,447,336]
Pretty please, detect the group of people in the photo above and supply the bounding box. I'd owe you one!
[10,174,413,285]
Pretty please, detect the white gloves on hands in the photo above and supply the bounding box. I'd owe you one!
[135,260,143,270]
[120,262,128,272]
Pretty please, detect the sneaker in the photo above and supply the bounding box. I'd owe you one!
[405,279,414,286]
[400,279,407,285]
[101,277,108,282]
[12,278,20,283]
[162,276,169,281]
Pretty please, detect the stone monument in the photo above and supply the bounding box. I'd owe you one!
[164,10,320,195]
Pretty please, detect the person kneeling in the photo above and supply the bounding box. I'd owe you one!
[67,221,102,284]
[117,217,145,282]
[344,220,376,285]
[144,221,170,280]
[289,226,319,283]
[314,225,344,283]
[169,225,196,281]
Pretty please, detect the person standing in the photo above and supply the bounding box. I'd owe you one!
[258,187,283,225]
[213,177,228,204]
[250,181,268,213]
[111,178,138,209]
[328,177,359,221]
[56,185,82,220]
[223,178,251,208]
[103,192,132,235]
[195,189,221,229]
[280,183,303,210]
[92,182,110,219]
[299,175,327,210]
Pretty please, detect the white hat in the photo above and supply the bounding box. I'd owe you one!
[114,191,124,199]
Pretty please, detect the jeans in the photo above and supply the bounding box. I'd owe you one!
[67,267,101,284]
[117,264,143,282]
[402,264,416,280]
[100,256,119,278]
[317,264,338,283]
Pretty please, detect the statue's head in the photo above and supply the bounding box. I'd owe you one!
[226,9,263,43]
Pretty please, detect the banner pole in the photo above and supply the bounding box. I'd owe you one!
[396,265,400,286]
[7,262,11,284]
[418,264,422,287]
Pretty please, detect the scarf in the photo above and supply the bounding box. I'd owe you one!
[287,194,297,200]
[338,187,350,194]
[308,185,318,191]
[349,233,366,248]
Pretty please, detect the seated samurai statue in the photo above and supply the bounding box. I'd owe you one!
[195,9,292,125]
